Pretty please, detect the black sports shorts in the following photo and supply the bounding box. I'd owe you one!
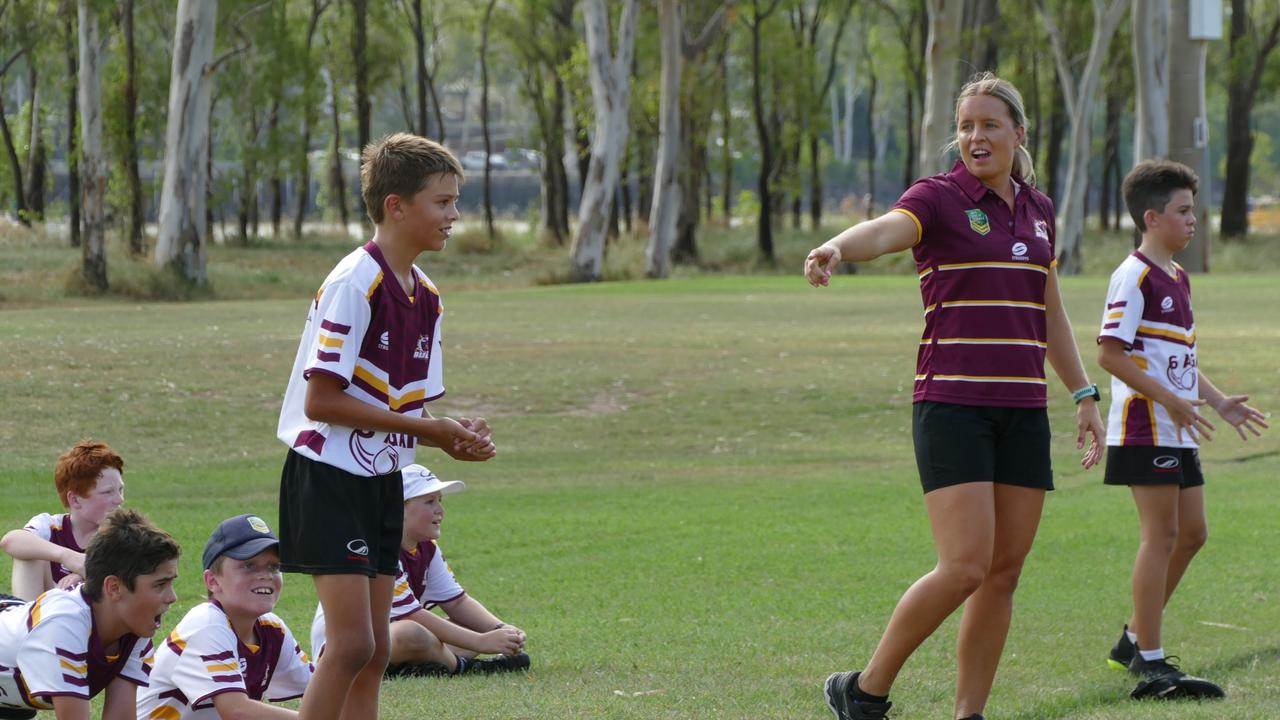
[912,400,1054,493]
[1103,446,1204,488]
[278,450,403,576]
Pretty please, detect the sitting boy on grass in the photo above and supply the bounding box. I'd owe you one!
[138,514,314,719]
[1,441,126,600]
[0,508,179,720]
[311,465,528,678]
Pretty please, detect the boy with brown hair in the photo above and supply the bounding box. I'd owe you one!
[275,132,495,720]
[1097,159,1268,700]
[1,441,126,600]
[0,508,180,720]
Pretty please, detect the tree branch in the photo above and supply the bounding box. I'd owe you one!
[683,2,729,60]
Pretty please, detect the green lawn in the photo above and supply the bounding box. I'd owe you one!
[1,273,1277,719]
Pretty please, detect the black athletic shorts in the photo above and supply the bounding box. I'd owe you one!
[278,450,404,577]
[912,401,1054,493]
[1103,446,1204,488]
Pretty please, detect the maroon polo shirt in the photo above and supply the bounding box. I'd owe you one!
[892,160,1058,408]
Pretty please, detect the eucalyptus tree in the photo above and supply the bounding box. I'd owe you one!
[1221,0,1280,239]
[78,0,108,290]
[0,0,41,226]
[568,0,638,282]
[1035,0,1128,274]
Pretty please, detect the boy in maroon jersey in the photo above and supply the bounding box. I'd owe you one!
[275,133,495,720]
[2,442,126,600]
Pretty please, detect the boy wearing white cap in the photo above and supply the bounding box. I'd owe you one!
[137,515,314,719]
[311,465,528,677]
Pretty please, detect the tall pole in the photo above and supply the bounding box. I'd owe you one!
[1167,0,1220,272]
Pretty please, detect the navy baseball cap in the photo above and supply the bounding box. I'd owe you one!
[202,514,279,569]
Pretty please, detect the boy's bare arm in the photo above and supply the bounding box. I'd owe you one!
[1197,370,1269,440]
[303,373,478,449]
[212,690,301,720]
[51,696,91,720]
[417,414,496,461]
[98,676,137,720]
[0,530,84,575]
[1097,338,1215,442]
[409,604,523,656]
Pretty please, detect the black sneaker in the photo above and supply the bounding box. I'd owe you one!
[385,661,450,678]
[1129,655,1225,700]
[463,652,531,674]
[1108,625,1137,670]
[0,708,37,720]
[958,715,985,720]
[823,671,892,720]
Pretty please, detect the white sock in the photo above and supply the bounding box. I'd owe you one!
[1125,630,1138,644]
[1139,647,1165,661]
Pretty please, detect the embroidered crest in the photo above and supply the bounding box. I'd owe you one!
[965,209,990,236]
[1034,219,1049,241]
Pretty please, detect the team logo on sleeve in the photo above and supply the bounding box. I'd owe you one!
[965,209,991,236]
[1034,219,1049,241]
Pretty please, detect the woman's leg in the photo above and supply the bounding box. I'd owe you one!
[1162,486,1207,605]
[953,484,1046,718]
[1125,484,1181,651]
[857,482,997,696]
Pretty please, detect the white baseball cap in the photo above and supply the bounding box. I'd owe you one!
[401,464,465,501]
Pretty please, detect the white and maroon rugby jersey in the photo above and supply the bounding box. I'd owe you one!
[892,160,1058,408]
[277,241,445,476]
[0,588,150,711]
[22,512,84,584]
[1098,252,1198,447]
[137,601,313,719]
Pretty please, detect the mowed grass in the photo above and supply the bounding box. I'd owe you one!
[1,274,1277,719]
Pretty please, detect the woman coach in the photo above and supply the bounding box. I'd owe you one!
[804,72,1105,720]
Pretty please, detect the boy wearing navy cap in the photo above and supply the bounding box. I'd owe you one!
[137,515,314,719]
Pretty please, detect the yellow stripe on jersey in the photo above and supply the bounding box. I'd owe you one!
[891,208,923,246]
[206,661,239,672]
[318,334,344,348]
[259,618,284,631]
[1136,325,1196,345]
[930,337,1048,348]
[366,271,384,300]
[149,705,184,720]
[389,388,426,411]
[168,630,187,651]
[29,595,45,627]
[939,300,1047,310]
[1107,310,1124,320]
[937,261,1048,274]
[59,658,88,674]
[916,374,1047,384]
[1149,397,1160,445]
[1136,265,1150,289]
[1131,356,1149,370]
[918,267,933,281]
[353,366,426,410]
[418,275,441,296]
[1050,257,1058,268]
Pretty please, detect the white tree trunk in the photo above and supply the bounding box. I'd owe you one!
[645,0,681,279]
[1038,0,1129,274]
[918,0,964,177]
[842,63,856,164]
[1132,0,1169,162]
[78,0,107,290]
[570,0,638,282]
[155,0,217,283]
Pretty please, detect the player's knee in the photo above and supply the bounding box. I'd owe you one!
[1179,523,1208,553]
[939,560,989,596]
[321,631,377,676]
[1142,524,1179,556]
[981,559,1025,595]
[391,624,443,664]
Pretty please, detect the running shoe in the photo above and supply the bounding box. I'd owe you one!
[1129,655,1225,700]
[464,652,531,674]
[1107,625,1137,670]
[823,671,892,720]
[0,708,37,720]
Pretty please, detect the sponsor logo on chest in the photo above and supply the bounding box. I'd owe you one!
[1161,296,1175,313]
[1011,242,1029,261]
[413,334,431,360]
[378,330,390,351]
[1034,219,1049,241]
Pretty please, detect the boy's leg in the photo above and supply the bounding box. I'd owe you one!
[857,482,997,696]
[953,484,1045,718]
[1161,486,1207,605]
[339,573,394,720]
[390,616,456,669]
[299,575,376,720]
[8,559,52,601]
[1127,485,1181,652]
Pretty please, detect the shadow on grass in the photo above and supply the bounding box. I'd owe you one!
[999,646,1280,720]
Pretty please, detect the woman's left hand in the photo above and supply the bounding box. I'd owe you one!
[1076,399,1105,469]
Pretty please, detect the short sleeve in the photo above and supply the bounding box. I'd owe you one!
[264,624,313,702]
[173,625,248,706]
[302,282,373,388]
[891,178,941,245]
[16,610,91,702]
[421,547,465,607]
[1099,266,1146,349]
[22,513,58,541]
[389,560,421,621]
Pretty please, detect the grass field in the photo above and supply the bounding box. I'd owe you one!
[1,262,1277,717]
